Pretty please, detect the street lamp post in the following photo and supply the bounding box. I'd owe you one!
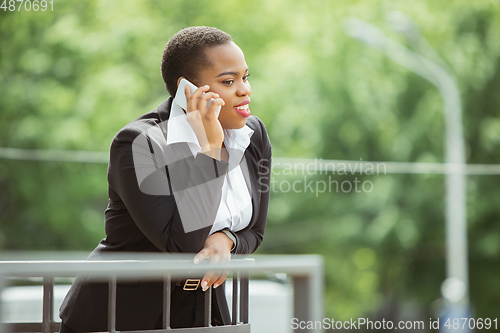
[344,17,470,331]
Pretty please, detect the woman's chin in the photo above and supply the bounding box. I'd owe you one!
[221,119,247,129]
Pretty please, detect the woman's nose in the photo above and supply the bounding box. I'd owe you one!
[237,81,251,96]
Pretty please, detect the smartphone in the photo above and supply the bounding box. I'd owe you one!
[174,78,221,118]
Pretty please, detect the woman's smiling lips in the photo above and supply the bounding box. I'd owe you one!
[233,99,251,118]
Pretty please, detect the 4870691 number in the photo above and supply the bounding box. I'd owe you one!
[1,0,53,11]
[444,318,497,330]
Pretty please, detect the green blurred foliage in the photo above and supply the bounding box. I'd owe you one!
[1,0,500,328]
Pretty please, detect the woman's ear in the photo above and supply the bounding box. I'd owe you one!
[177,76,186,87]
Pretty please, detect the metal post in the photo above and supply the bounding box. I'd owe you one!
[311,264,324,331]
[163,274,171,329]
[232,272,239,325]
[239,271,249,324]
[42,276,54,333]
[0,275,5,333]
[293,276,309,332]
[203,286,212,327]
[108,275,117,333]
[293,264,324,333]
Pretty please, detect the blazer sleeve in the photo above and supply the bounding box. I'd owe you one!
[231,116,272,255]
[107,121,229,254]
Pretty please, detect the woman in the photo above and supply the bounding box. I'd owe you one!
[59,26,272,331]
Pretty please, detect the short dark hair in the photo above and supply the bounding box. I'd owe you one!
[161,26,232,96]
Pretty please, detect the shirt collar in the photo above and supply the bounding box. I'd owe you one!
[166,97,202,154]
[223,125,254,169]
[223,125,254,152]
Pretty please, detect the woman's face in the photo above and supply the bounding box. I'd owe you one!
[195,41,251,129]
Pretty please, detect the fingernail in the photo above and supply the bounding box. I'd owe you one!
[193,258,200,264]
[201,281,208,291]
[213,283,219,289]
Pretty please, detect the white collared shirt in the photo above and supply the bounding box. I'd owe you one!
[166,100,254,235]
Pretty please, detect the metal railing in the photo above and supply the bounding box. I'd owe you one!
[0,253,323,333]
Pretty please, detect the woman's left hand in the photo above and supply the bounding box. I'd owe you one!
[193,232,234,291]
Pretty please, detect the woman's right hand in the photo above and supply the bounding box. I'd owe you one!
[184,84,225,160]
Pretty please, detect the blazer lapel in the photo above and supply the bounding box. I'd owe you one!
[241,154,259,229]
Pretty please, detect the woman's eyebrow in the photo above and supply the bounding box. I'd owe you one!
[215,67,249,78]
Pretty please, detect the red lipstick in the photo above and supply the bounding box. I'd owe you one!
[233,99,251,118]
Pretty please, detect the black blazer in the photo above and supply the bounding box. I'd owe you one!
[59,98,272,331]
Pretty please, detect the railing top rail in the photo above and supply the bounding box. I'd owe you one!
[0,253,323,279]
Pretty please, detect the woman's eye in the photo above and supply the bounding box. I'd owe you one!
[223,80,234,85]
[243,74,250,81]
